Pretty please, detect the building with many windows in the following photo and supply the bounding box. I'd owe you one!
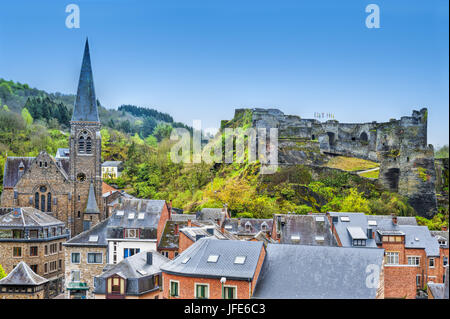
[0,207,69,298]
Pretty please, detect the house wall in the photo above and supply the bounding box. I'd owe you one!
[156,203,170,244]
[64,245,107,299]
[178,232,195,254]
[107,240,157,265]
[0,289,45,299]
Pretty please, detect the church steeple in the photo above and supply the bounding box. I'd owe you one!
[72,38,99,122]
[85,181,100,214]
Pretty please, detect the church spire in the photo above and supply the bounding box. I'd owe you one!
[85,180,100,214]
[72,38,100,122]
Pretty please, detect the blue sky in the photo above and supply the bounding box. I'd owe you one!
[0,0,448,146]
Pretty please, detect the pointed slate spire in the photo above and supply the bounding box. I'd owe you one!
[72,38,100,122]
[85,181,100,214]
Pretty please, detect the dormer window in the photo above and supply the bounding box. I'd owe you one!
[245,221,252,231]
[261,222,268,231]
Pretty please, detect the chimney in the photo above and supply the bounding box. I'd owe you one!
[168,200,172,220]
[442,226,448,231]
[146,252,153,265]
[392,214,398,226]
[220,220,225,234]
[215,218,221,226]
[187,219,192,227]
[174,224,179,235]
[223,203,230,219]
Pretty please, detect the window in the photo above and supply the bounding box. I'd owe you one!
[13,247,22,257]
[195,284,209,299]
[44,263,48,274]
[78,136,85,153]
[385,252,399,265]
[124,248,140,258]
[59,242,63,251]
[207,255,219,263]
[40,194,45,212]
[234,256,246,264]
[30,246,38,257]
[170,281,179,297]
[407,256,420,266]
[49,261,57,272]
[416,275,421,287]
[224,286,236,299]
[353,239,366,246]
[443,256,448,267]
[45,245,48,255]
[86,137,92,154]
[109,276,124,294]
[77,211,81,218]
[34,192,39,209]
[47,193,51,212]
[58,259,62,269]
[124,229,139,239]
[71,252,80,264]
[29,230,39,239]
[87,252,103,264]
[71,270,80,282]
[429,258,435,268]
[49,243,58,254]
[30,265,38,273]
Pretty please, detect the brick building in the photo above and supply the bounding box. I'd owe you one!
[160,238,266,299]
[0,39,104,236]
[0,207,69,297]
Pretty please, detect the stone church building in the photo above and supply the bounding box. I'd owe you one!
[1,40,104,236]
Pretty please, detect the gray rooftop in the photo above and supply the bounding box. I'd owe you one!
[329,212,378,248]
[161,237,265,280]
[179,223,238,242]
[85,182,100,214]
[55,148,70,159]
[196,208,227,222]
[431,230,449,249]
[0,262,48,286]
[224,218,273,236]
[252,244,384,299]
[0,207,65,228]
[64,217,110,247]
[94,250,169,296]
[170,213,197,222]
[72,39,99,122]
[274,214,337,246]
[102,161,122,167]
[158,220,188,250]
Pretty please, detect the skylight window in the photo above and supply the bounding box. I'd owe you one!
[315,216,325,222]
[207,255,219,263]
[128,213,135,219]
[225,225,233,230]
[181,257,191,264]
[368,220,377,226]
[234,256,246,264]
[116,210,124,216]
[138,213,145,220]
[137,269,147,276]
[315,236,325,241]
[291,235,300,241]
[88,235,98,242]
[340,216,350,222]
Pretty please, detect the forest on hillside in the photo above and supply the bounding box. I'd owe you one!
[0,78,448,230]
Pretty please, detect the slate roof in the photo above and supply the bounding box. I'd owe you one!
[72,39,100,122]
[102,161,122,167]
[252,244,384,299]
[107,199,166,239]
[431,231,449,249]
[94,250,169,295]
[161,237,265,280]
[224,218,273,236]
[2,157,34,188]
[85,182,100,214]
[274,214,337,246]
[158,220,188,250]
[55,148,70,159]
[328,212,377,248]
[428,267,449,299]
[376,219,441,256]
[0,207,65,228]
[64,217,110,247]
[367,215,418,226]
[179,223,238,242]
[196,208,227,222]
[170,213,197,222]
[0,262,48,286]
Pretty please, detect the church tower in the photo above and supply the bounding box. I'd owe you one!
[69,39,102,235]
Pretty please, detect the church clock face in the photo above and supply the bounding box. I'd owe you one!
[77,173,86,182]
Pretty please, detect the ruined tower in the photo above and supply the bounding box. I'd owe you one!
[69,39,103,234]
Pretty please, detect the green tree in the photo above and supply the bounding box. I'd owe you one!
[153,123,173,141]
[0,264,6,279]
[21,107,33,127]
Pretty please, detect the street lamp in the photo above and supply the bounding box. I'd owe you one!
[220,277,226,299]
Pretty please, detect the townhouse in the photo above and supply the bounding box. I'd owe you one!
[93,250,169,299]
[160,238,266,299]
[0,207,68,298]
[63,218,110,299]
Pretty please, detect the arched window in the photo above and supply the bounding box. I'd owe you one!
[78,136,85,153]
[40,194,46,212]
[47,193,52,212]
[34,192,39,209]
[86,137,92,154]
[360,132,368,142]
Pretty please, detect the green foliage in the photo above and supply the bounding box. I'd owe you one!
[435,145,449,159]
[153,123,173,142]
[0,264,6,279]
[416,213,448,230]
[21,107,33,127]
[24,96,70,127]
